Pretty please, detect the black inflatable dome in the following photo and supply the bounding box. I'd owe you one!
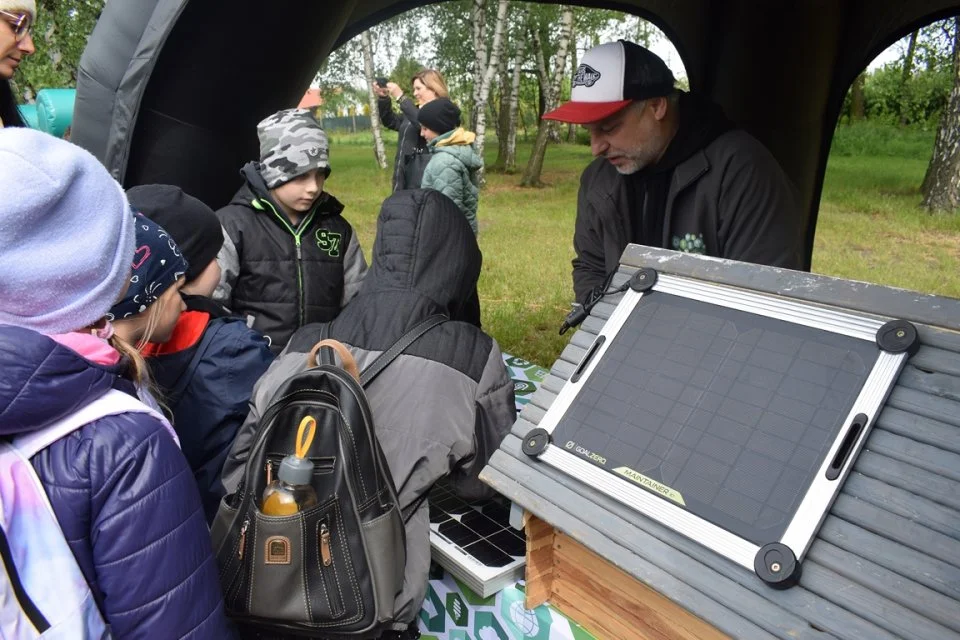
[72,0,960,268]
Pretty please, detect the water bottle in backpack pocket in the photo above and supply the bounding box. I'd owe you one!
[212,338,410,639]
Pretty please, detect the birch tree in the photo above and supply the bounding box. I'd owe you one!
[520,6,574,187]
[471,0,510,183]
[921,17,960,212]
[361,30,388,170]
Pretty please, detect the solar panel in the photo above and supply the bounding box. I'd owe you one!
[428,482,526,597]
[524,269,917,588]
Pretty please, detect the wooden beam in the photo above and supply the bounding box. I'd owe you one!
[551,531,729,640]
[524,512,556,609]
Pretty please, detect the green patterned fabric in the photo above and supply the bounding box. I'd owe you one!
[419,569,596,640]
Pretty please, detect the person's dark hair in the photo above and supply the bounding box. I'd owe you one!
[1,80,27,128]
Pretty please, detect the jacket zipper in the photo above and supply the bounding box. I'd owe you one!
[259,198,316,328]
[0,527,50,633]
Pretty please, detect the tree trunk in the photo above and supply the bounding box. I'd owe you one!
[899,30,919,127]
[506,58,522,171]
[493,55,512,171]
[361,30,388,169]
[850,72,866,121]
[470,0,489,130]
[472,0,510,185]
[567,38,579,143]
[520,7,574,187]
[921,17,960,212]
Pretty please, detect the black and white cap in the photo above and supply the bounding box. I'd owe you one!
[543,40,675,124]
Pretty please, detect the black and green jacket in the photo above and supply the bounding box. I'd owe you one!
[213,162,367,353]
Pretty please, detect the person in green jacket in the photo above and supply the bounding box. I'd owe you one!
[418,98,481,234]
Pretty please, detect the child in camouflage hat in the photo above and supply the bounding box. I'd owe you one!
[213,108,367,353]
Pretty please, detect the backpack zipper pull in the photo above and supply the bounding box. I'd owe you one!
[238,519,250,559]
[320,523,332,566]
[265,459,274,485]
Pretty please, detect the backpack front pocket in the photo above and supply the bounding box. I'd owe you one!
[245,499,362,625]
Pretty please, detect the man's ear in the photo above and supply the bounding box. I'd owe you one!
[651,96,670,121]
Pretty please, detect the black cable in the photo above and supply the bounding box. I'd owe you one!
[559,277,631,335]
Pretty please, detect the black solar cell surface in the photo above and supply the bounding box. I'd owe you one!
[429,483,525,567]
[552,291,880,546]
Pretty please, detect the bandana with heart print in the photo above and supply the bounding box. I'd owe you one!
[107,213,189,320]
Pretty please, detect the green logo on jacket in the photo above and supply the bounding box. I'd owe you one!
[671,233,706,254]
[316,229,342,257]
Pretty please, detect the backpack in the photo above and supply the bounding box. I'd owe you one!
[0,389,168,639]
[211,315,447,638]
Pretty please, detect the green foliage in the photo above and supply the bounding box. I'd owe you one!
[862,62,952,126]
[831,121,936,159]
[389,55,425,89]
[12,0,104,100]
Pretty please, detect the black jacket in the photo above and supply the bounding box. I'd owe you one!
[214,162,366,352]
[573,95,803,304]
[378,95,427,190]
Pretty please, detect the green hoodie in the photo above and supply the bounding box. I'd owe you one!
[421,128,482,234]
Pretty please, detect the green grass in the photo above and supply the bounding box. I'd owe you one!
[329,124,960,368]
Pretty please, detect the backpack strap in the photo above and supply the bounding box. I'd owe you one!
[360,315,448,388]
[12,389,164,459]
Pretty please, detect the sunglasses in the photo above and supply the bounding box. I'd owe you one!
[0,10,32,42]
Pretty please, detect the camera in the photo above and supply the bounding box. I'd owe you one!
[375,77,388,88]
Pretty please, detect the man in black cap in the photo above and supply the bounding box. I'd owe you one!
[544,40,803,305]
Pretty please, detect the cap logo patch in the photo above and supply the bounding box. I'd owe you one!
[573,64,601,88]
[306,146,322,158]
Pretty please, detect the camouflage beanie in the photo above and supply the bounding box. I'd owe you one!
[257,108,331,189]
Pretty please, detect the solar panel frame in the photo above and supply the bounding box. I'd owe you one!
[533,273,910,578]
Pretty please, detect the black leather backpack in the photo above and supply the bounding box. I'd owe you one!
[212,316,446,638]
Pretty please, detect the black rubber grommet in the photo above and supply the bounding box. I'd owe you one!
[521,428,551,457]
[628,268,658,292]
[876,320,920,356]
[754,543,801,589]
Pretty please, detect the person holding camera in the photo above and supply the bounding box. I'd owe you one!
[374,69,449,191]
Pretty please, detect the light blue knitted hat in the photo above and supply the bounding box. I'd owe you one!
[0,128,136,335]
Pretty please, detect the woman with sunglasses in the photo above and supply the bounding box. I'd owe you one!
[0,0,35,128]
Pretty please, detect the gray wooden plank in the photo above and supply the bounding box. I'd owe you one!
[581,315,606,335]
[480,451,824,640]
[550,359,575,381]
[885,386,960,429]
[520,401,546,426]
[875,406,960,456]
[528,385,556,415]
[569,330,595,350]
[540,373,567,395]
[619,245,960,332]
[896,365,960,402]
[909,346,960,379]
[800,560,960,640]
[510,415,539,439]
[590,299,616,322]
[818,515,960,600]
[559,343,586,367]
[808,540,960,634]
[486,439,907,640]
[831,494,960,569]
[855,450,960,511]
[843,473,960,539]
[915,326,960,354]
[866,430,960,482]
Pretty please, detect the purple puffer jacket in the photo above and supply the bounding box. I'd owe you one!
[0,325,236,639]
